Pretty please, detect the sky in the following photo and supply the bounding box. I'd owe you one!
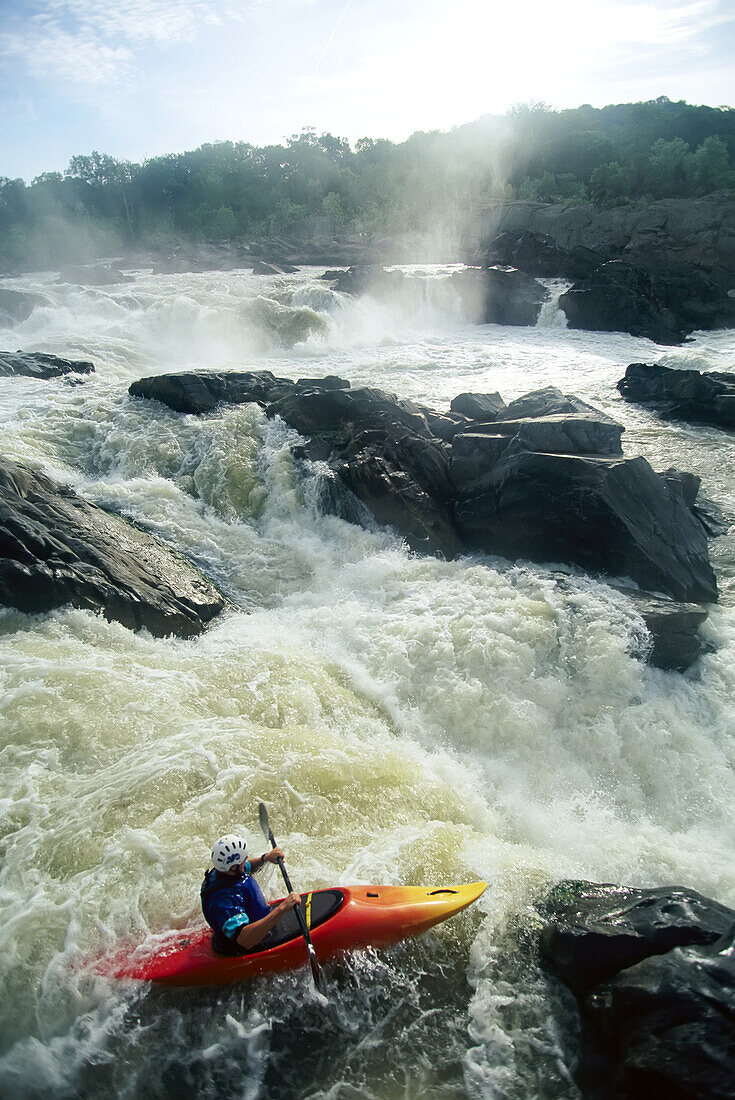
[1,0,735,181]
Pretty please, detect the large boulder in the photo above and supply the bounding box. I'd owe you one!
[0,459,225,637]
[539,880,734,995]
[583,930,735,1100]
[560,261,735,344]
[559,261,687,344]
[453,449,717,603]
[0,350,95,380]
[618,361,735,430]
[451,265,548,325]
[539,880,735,1099]
[129,370,297,414]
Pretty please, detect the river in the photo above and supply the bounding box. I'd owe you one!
[1,265,734,1098]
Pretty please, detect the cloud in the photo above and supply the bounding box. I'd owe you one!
[0,0,252,89]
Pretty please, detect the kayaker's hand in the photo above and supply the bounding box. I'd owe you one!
[280,891,301,912]
[263,847,285,864]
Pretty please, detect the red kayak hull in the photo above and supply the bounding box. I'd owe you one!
[96,882,486,987]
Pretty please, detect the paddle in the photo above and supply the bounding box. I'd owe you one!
[258,802,325,992]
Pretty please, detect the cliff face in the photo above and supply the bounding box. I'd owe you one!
[470,192,735,282]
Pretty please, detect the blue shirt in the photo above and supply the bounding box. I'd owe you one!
[201,865,272,942]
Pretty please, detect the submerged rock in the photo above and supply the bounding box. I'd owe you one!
[58,263,133,286]
[128,371,719,650]
[539,879,735,1099]
[0,459,225,636]
[618,361,735,430]
[0,288,48,326]
[0,350,95,380]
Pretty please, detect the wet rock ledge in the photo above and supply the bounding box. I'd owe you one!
[129,370,719,669]
[618,361,735,430]
[0,350,95,380]
[539,880,735,1099]
[0,459,225,636]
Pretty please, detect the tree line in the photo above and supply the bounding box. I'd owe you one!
[1,97,734,270]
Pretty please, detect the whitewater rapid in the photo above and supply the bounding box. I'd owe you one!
[1,265,734,1098]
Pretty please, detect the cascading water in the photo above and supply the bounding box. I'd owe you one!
[1,265,734,1099]
[536,280,571,329]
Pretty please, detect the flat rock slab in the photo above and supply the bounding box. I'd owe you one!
[0,459,225,637]
[0,350,95,380]
[618,361,735,430]
[538,879,735,1099]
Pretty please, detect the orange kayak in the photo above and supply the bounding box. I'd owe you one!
[98,882,487,987]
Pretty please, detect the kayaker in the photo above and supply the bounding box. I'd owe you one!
[201,833,301,955]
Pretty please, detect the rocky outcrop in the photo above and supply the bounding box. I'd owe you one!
[471,195,735,342]
[129,372,719,664]
[559,261,735,345]
[451,266,548,325]
[0,350,95,380]
[473,194,735,283]
[0,459,225,636]
[618,361,735,429]
[539,880,735,1099]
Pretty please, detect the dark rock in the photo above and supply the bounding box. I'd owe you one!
[335,449,462,556]
[267,385,431,440]
[451,266,548,326]
[0,288,48,325]
[420,408,467,442]
[538,878,735,1100]
[539,880,734,996]
[486,230,602,280]
[560,260,735,344]
[659,466,702,509]
[58,264,133,286]
[624,589,710,671]
[472,194,735,287]
[450,392,507,420]
[0,350,95,380]
[559,261,687,344]
[0,459,225,636]
[129,371,718,612]
[584,928,735,1099]
[483,413,623,456]
[497,386,615,423]
[454,451,717,603]
[129,370,290,414]
[618,362,735,430]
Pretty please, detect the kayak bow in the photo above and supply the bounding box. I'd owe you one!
[99,881,487,987]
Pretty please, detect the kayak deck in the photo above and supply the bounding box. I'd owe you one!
[99,881,487,987]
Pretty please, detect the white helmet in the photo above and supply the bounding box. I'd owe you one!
[212,834,248,872]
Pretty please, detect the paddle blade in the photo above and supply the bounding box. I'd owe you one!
[258,802,270,842]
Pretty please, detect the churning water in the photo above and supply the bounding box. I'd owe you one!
[1,266,734,1099]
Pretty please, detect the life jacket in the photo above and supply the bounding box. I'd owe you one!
[201,867,271,955]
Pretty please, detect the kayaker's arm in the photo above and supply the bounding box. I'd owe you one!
[248,846,285,873]
[234,890,300,950]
